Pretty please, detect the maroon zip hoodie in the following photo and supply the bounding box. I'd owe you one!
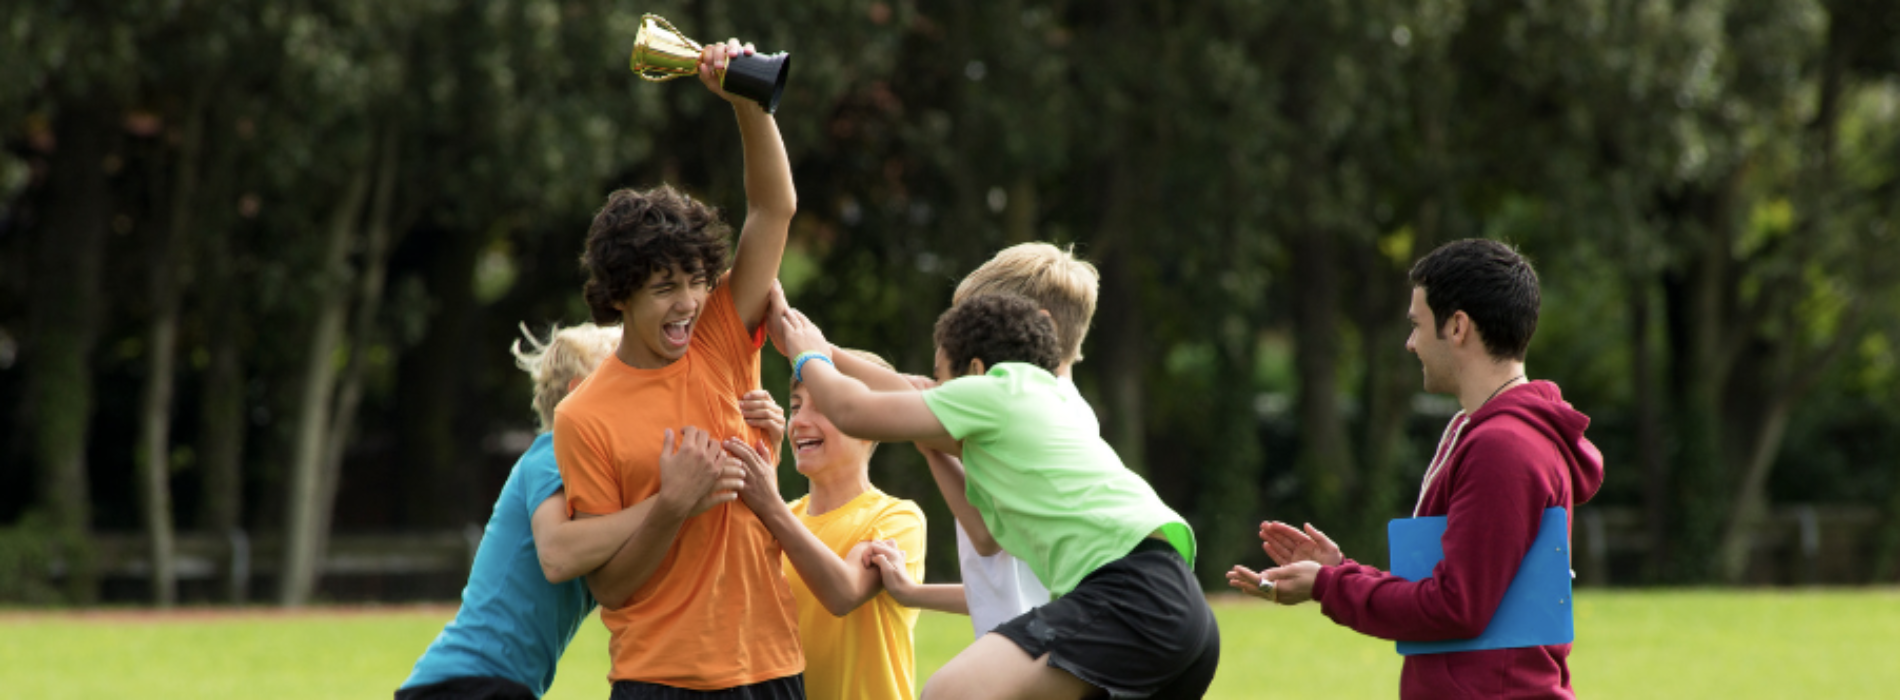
[1311,381,1604,699]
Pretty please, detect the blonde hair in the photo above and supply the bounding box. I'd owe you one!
[952,242,1099,365]
[511,322,622,431]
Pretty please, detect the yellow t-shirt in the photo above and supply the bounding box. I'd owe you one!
[784,489,926,700]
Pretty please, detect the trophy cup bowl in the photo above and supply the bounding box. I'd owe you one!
[631,14,792,114]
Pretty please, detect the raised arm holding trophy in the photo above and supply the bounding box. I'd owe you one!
[632,14,792,114]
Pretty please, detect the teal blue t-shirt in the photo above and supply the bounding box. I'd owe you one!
[922,363,1195,596]
[401,432,595,696]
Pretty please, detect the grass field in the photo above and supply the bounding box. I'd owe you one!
[5,590,1898,699]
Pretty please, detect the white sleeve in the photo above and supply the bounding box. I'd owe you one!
[956,522,1052,639]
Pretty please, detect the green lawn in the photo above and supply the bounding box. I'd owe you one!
[4,590,1897,699]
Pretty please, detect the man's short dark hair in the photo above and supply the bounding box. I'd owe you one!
[581,185,732,324]
[933,294,1062,375]
[1408,238,1540,361]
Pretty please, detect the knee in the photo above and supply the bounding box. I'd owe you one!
[920,671,974,700]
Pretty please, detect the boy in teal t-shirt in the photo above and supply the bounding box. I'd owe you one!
[766,292,1220,699]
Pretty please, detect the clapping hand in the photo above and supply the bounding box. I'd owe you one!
[1226,520,1340,605]
[1258,521,1344,567]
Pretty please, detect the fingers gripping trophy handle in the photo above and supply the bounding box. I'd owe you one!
[721,51,793,114]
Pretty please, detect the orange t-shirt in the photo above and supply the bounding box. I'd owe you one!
[553,281,803,690]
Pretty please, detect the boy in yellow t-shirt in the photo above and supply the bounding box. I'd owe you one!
[725,348,927,700]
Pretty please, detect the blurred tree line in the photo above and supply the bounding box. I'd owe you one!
[2,0,1898,606]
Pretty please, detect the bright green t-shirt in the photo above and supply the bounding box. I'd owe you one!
[922,363,1195,596]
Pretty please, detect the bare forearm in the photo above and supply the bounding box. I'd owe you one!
[891,582,969,615]
[755,504,878,616]
[924,452,999,555]
[583,502,691,608]
[727,104,794,328]
[830,346,914,392]
[533,498,656,583]
[804,363,953,448]
[736,107,795,220]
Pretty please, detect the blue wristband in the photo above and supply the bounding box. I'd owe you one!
[792,351,834,384]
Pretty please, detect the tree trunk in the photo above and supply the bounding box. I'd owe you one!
[1661,174,1739,583]
[316,128,402,564]
[1193,343,1263,585]
[198,320,247,602]
[1093,244,1148,477]
[1631,273,1669,581]
[192,80,254,603]
[1711,15,1854,584]
[395,221,486,528]
[1716,398,1792,583]
[1874,470,1900,583]
[1088,158,1149,477]
[136,95,206,608]
[1351,238,1417,544]
[279,172,371,607]
[1289,224,1355,526]
[24,105,116,603]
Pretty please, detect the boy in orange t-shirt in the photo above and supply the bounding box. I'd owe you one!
[552,39,804,698]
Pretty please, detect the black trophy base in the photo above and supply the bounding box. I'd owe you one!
[723,52,792,114]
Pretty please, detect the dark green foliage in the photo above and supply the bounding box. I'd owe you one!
[2,0,1899,602]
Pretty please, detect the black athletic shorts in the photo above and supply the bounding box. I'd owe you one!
[610,674,805,700]
[395,676,536,700]
[992,538,1221,699]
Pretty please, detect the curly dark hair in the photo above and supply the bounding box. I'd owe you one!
[581,185,732,323]
[1408,238,1541,361]
[933,294,1062,376]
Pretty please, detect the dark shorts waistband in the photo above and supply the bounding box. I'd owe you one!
[1129,536,1177,558]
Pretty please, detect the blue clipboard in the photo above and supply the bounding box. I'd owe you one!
[1388,506,1574,655]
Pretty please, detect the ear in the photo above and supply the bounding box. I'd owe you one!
[1447,311,1472,347]
[567,376,585,393]
[966,358,987,377]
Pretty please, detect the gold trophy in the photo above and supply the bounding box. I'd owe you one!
[630,14,792,114]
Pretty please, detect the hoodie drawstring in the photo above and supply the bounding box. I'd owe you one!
[1414,412,1471,517]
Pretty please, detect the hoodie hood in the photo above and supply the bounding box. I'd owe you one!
[1466,380,1604,505]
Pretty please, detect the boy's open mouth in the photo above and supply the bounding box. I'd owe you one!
[662,319,692,347]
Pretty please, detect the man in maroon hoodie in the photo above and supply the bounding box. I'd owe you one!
[1228,238,1605,699]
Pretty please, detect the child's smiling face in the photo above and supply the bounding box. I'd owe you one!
[787,384,871,476]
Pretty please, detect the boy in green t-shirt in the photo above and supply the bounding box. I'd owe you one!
[765,293,1220,700]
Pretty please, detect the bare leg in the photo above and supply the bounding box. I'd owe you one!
[922,633,1102,700]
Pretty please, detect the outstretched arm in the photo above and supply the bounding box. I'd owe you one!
[919,449,1000,556]
[865,539,968,614]
[769,306,958,451]
[698,41,794,331]
[726,440,884,616]
[828,345,917,392]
